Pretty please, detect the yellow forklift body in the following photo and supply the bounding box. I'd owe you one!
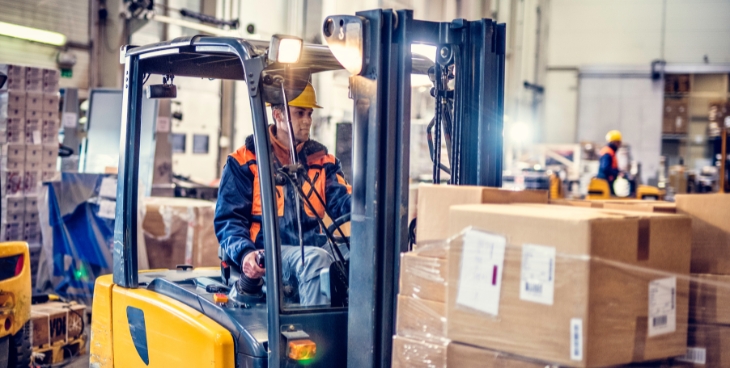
[0,242,31,338]
[90,274,235,368]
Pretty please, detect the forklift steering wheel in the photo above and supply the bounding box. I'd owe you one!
[327,213,350,245]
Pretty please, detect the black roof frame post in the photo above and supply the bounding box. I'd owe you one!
[113,53,143,288]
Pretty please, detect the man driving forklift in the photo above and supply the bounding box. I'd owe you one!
[214,82,352,307]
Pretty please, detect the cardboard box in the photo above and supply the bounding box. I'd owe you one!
[25,67,43,79]
[672,323,730,367]
[143,197,220,268]
[25,196,38,212]
[42,93,59,112]
[30,311,50,347]
[0,64,25,78]
[2,117,23,131]
[1,125,25,144]
[663,99,689,135]
[25,79,42,92]
[1,170,25,198]
[0,222,22,241]
[549,198,601,208]
[42,171,61,182]
[447,342,552,368]
[446,204,691,367]
[395,295,446,342]
[30,305,68,345]
[665,74,690,94]
[689,274,730,325]
[41,110,59,121]
[42,145,58,164]
[23,170,41,196]
[1,90,27,109]
[416,184,548,244]
[42,121,59,144]
[601,201,677,214]
[391,336,446,368]
[2,197,25,215]
[675,194,730,274]
[399,252,447,303]
[25,91,43,111]
[25,145,42,163]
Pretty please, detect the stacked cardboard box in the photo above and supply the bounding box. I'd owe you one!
[0,64,60,246]
[395,185,697,367]
[30,302,86,347]
[446,204,691,367]
[674,194,730,366]
[550,198,677,214]
[393,186,559,367]
[663,98,689,135]
[142,197,220,268]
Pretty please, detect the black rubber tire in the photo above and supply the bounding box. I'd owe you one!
[7,322,31,368]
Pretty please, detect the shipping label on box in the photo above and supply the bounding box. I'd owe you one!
[26,92,43,110]
[24,119,41,145]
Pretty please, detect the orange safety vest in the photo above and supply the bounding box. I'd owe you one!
[599,145,618,169]
[229,138,350,243]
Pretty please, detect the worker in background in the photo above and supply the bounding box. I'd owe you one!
[215,82,352,307]
[598,130,622,194]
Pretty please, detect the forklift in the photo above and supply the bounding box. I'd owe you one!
[89,8,504,368]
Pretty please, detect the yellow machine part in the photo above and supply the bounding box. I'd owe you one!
[89,274,235,368]
[0,242,31,338]
[636,184,663,200]
[586,178,611,200]
[549,173,564,199]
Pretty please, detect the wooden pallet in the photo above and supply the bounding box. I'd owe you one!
[32,336,86,365]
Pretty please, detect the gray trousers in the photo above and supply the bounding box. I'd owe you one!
[280,245,334,306]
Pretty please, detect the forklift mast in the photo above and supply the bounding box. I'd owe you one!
[340,10,505,367]
[110,8,504,368]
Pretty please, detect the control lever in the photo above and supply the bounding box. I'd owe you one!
[231,251,265,299]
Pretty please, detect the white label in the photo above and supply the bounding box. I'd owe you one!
[62,112,77,128]
[455,230,506,316]
[98,199,116,219]
[676,347,707,365]
[648,276,677,337]
[32,131,41,144]
[520,244,556,305]
[570,318,583,361]
[156,117,170,133]
[99,177,117,198]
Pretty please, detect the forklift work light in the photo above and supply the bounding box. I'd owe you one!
[322,16,367,75]
[269,35,303,64]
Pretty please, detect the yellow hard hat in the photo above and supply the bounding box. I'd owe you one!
[287,82,322,109]
[606,130,622,143]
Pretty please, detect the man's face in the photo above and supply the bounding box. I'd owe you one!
[275,106,313,144]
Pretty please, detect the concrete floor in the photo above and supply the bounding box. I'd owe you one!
[65,355,89,368]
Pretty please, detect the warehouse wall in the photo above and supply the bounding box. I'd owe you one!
[0,0,91,90]
[543,0,730,145]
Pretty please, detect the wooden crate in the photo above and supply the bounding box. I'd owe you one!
[30,311,50,348]
[39,302,86,340]
[30,305,68,345]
